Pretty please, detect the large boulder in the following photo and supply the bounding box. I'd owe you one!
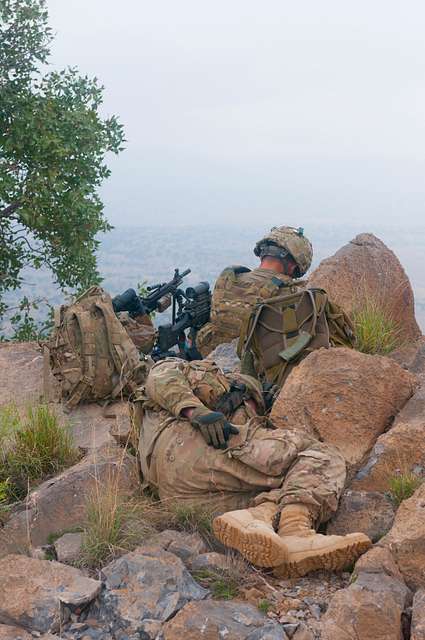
[0,555,101,634]
[320,547,411,640]
[381,482,425,589]
[270,348,416,466]
[354,384,425,492]
[0,444,138,558]
[163,600,287,640]
[326,490,395,542]
[308,233,421,342]
[411,589,425,640]
[95,545,208,639]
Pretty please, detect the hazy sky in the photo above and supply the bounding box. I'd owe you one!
[47,1,425,228]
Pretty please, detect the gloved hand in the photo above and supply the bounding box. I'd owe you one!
[215,381,247,417]
[190,406,239,449]
[262,382,280,411]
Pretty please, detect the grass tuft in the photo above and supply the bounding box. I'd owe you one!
[352,297,403,355]
[193,552,254,600]
[258,599,272,614]
[388,473,422,506]
[0,404,80,503]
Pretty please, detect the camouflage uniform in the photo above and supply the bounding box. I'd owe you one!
[196,267,294,357]
[135,358,346,522]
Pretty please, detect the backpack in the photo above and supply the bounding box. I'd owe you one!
[210,266,292,339]
[238,287,354,388]
[47,286,148,410]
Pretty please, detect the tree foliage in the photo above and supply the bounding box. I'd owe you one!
[0,0,124,335]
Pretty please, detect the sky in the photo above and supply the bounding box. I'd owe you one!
[47,0,425,228]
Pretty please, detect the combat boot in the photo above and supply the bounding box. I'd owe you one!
[213,502,288,567]
[273,503,372,578]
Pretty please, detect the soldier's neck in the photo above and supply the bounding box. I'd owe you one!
[260,257,286,274]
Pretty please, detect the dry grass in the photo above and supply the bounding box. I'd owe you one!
[352,296,404,355]
[193,552,255,600]
[388,473,422,506]
[0,404,80,503]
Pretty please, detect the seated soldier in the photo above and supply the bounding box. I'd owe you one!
[196,226,313,357]
[134,358,371,578]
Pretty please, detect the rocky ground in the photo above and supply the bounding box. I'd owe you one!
[1,233,425,639]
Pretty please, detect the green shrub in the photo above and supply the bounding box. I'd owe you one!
[389,473,422,506]
[352,298,403,355]
[0,404,80,502]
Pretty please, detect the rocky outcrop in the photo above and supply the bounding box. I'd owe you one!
[95,545,208,638]
[381,482,425,589]
[270,348,416,465]
[411,589,425,640]
[354,384,425,492]
[54,532,83,564]
[326,490,395,542]
[0,555,101,634]
[308,233,421,341]
[146,529,208,566]
[205,338,240,373]
[0,444,137,558]
[320,547,411,640]
[162,600,286,639]
[0,625,33,640]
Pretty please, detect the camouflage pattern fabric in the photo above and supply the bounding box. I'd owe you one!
[196,267,294,357]
[118,311,156,354]
[135,359,346,521]
[254,226,313,277]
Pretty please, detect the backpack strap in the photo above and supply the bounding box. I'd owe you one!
[64,310,96,410]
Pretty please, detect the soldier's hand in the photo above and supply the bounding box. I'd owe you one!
[190,407,239,449]
[262,382,280,411]
[215,381,247,417]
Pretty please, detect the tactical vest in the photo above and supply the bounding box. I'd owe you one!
[47,286,148,410]
[238,287,355,388]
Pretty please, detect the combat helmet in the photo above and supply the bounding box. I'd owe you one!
[254,226,313,277]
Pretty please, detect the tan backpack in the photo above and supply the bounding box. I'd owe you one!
[238,287,355,388]
[210,266,292,337]
[47,286,148,410]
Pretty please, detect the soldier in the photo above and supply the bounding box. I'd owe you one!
[133,357,371,578]
[196,226,313,356]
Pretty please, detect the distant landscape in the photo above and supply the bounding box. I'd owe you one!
[3,223,425,334]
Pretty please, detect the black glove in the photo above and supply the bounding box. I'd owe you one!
[215,382,247,417]
[262,382,280,411]
[190,407,239,449]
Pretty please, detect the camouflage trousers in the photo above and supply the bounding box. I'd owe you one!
[140,412,346,523]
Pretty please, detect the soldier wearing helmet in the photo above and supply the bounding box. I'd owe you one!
[196,226,313,357]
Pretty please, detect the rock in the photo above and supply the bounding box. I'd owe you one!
[54,532,84,564]
[308,233,421,342]
[0,554,101,634]
[0,625,33,640]
[411,589,425,639]
[381,482,425,589]
[96,545,208,638]
[326,490,395,542]
[270,348,416,466]
[205,339,240,373]
[190,551,231,573]
[162,600,287,639]
[354,383,425,491]
[0,342,57,407]
[146,529,208,566]
[0,444,138,558]
[321,547,411,640]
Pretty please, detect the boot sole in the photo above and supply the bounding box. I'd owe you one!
[273,534,372,578]
[213,514,288,567]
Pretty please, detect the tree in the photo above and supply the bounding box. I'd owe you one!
[0,0,125,336]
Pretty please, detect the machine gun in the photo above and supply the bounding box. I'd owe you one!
[112,268,191,318]
[152,281,211,361]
